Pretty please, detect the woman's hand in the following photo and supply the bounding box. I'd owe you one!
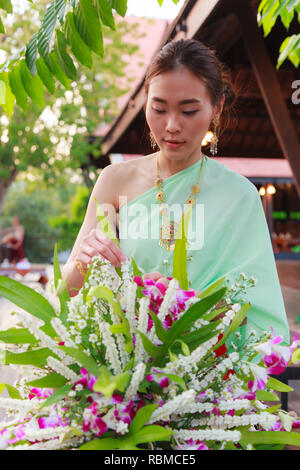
[142,272,201,296]
[142,271,170,287]
[76,228,127,269]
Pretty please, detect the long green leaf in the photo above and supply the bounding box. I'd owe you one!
[25,32,38,75]
[129,425,173,445]
[95,0,116,30]
[0,0,12,14]
[213,302,250,350]
[53,242,70,325]
[8,64,28,111]
[0,275,56,323]
[60,346,100,377]
[268,376,294,392]
[36,56,56,94]
[148,310,168,343]
[44,50,71,89]
[172,206,192,290]
[0,72,15,116]
[199,276,226,300]
[4,348,52,368]
[240,430,300,448]
[55,29,77,80]
[20,59,45,108]
[136,331,161,358]
[37,0,65,58]
[0,328,37,345]
[75,0,104,56]
[0,383,21,399]
[129,404,158,434]
[26,372,67,388]
[39,384,73,409]
[79,438,125,450]
[66,12,93,69]
[111,0,127,17]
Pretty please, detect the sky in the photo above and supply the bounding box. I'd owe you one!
[126,0,186,19]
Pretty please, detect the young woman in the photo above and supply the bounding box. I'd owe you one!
[62,39,289,345]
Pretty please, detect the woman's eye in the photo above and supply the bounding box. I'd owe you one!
[152,108,165,113]
[183,110,198,115]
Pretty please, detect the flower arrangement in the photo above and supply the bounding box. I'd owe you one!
[0,204,300,451]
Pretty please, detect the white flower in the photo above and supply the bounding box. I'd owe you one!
[75,336,82,345]
[232,303,241,313]
[89,333,98,343]
[77,319,87,330]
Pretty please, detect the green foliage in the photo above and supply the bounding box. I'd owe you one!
[257,0,300,68]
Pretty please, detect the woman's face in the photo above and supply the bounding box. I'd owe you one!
[145,66,224,164]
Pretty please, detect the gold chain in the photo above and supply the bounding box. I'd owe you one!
[155,153,206,251]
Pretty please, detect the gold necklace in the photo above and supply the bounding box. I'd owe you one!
[155,152,206,251]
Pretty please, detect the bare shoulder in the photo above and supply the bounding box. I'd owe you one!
[95,154,157,211]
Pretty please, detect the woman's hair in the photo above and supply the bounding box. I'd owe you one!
[144,38,237,134]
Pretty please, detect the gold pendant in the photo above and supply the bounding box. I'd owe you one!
[159,219,179,251]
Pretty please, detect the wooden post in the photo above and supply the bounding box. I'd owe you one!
[234,0,300,198]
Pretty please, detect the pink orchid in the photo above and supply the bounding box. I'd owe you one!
[248,364,269,392]
[7,425,26,445]
[73,368,97,391]
[82,401,108,436]
[28,388,53,400]
[159,377,169,388]
[255,330,298,375]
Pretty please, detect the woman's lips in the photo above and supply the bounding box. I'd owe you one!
[164,140,185,149]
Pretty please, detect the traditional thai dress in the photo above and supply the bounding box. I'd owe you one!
[118,155,289,344]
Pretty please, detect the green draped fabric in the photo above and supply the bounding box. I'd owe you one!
[118,155,289,344]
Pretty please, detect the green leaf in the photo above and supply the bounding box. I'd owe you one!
[0,383,21,399]
[213,302,250,350]
[53,242,70,324]
[0,0,12,13]
[75,0,104,56]
[8,64,28,111]
[0,275,56,324]
[95,0,116,30]
[129,425,173,445]
[87,285,130,337]
[44,50,71,89]
[129,404,158,434]
[36,56,56,94]
[239,430,300,448]
[154,371,186,391]
[255,390,280,401]
[148,310,168,343]
[0,79,4,104]
[4,348,52,368]
[25,32,38,75]
[26,372,67,389]
[0,328,37,345]
[95,198,120,248]
[66,12,93,69]
[277,34,300,68]
[199,276,226,300]
[111,0,128,17]
[60,346,101,377]
[19,59,45,108]
[279,5,295,29]
[55,29,77,81]
[172,206,192,290]
[0,72,15,116]
[79,438,122,450]
[268,376,294,392]
[39,384,73,409]
[38,0,65,58]
[136,331,161,358]
[93,366,130,398]
[0,16,5,33]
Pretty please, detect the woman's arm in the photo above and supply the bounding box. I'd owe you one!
[61,164,126,297]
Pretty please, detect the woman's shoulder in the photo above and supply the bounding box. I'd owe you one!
[207,157,259,200]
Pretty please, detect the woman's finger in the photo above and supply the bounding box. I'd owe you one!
[142,272,164,281]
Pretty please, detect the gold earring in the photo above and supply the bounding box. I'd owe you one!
[210,116,220,156]
[149,131,158,150]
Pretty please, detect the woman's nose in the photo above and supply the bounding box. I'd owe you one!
[165,114,181,133]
